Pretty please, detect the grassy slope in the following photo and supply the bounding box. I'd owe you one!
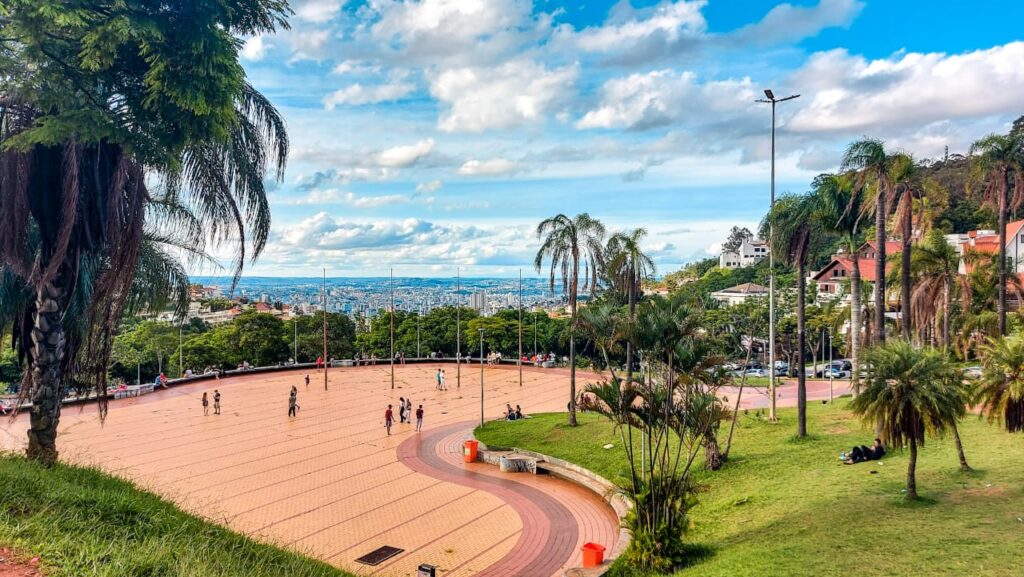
[0,455,352,577]
[476,403,1024,577]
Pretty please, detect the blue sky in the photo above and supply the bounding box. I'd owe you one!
[224,0,1024,277]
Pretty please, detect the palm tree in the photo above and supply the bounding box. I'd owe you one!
[955,250,1024,359]
[817,173,866,392]
[535,213,606,426]
[0,2,290,464]
[604,229,656,391]
[908,231,960,348]
[763,193,819,437]
[978,334,1024,432]
[842,139,893,344]
[888,152,920,339]
[969,132,1024,336]
[852,340,965,499]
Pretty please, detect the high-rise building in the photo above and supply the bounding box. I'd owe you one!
[470,290,487,314]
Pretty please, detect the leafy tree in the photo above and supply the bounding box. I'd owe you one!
[852,341,965,499]
[969,132,1024,336]
[721,226,754,252]
[231,311,287,367]
[286,313,355,362]
[0,0,290,464]
[978,334,1024,433]
[109,321,186,382]
[535,213,606,426]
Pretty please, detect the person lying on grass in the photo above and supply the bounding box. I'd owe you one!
[841,438,885,464]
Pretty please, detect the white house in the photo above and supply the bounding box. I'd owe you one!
[719,238,770,269]
[710,283,769,306]
[953,220,1024,274]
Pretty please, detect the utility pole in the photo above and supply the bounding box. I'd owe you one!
[416,299,421,359]
[756,88,800,423]
[828,328,834,404]
[293,316,298,364]
[178,322,183,376]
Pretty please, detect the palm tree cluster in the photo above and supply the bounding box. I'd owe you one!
[0,0,290,464]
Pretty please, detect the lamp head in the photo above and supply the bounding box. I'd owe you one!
[764,89,775,100]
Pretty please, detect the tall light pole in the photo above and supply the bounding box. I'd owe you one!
[518,269,523,387]
[323,269,328,390]
[456,268,461,389]
[416,299,421,359]
[293,315,298,363]
[828,328,834,404]
[178,321,183,376]
[756,88,800,423]
[390,268,395,390]
[479,328,485,427]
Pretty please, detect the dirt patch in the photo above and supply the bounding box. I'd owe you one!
[0,548,43,577]
[947,483,1009,504]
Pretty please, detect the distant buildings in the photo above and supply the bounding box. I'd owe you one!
[470,290,487,314]
[710,283,769,306]
[719,237,769,269]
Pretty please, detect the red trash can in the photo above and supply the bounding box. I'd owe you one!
[581,542,605,567]
[463,439,479,463]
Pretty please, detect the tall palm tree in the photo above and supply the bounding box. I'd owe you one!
[817,173,866,392]
[0,2,290,464]
[535,213,606,426]
[842,139,893,344]
[908,231,960,348]
[763,193,820,437]
[888,152,920,339]
[604,229,656,391]
[955,250,1024,359]
[969,132,1024,336]
[978,334,1024,433]
[852,340,965,499]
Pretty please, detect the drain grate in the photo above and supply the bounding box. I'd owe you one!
[355,545,404,566]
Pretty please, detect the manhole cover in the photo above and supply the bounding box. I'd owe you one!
[355,546,404,566]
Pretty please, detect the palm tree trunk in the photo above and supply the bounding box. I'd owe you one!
[951,421,972,472]
[797,258,807,438]
[875,176,887,344]
[907,434,918,500]
[625,269,636,391]
[27,277,68,465]
[942,277,951,350]
[850,252,862,395]
[998,170,1009,336]
[568,329,577,426]
[901,201,912,339]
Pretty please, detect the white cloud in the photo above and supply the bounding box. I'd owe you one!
[415,180,444,194]
[431,60,578,132]
[294,0,343,23]
[296,168,393,189]
[787,42,1024,138]
[323,81,416,108]
[377,139,435,168]
[331,60,381,75]
[457,158,522,177]
[276,190,417,208]
[573,0,707,56]
[278,213,483,251]
[240,36,270,61]
[728,0,863,46]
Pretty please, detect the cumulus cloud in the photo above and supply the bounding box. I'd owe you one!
[323,81,416,108]
[294,0,342,23]
[415,180,444,194]
[278,213,485,251]
[570,0,707,63]
[276,190,421,208]
[457,158,522,177]
[240,36,270,61]
[728,0,863,47]
[430,60,578,132]
[377,139,435,168]
[296,168,393,190]
[331,60,381,75]
[787,42,1024,138]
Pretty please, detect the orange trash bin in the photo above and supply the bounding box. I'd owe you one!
[463,439,479,463]
[581,542,605,567]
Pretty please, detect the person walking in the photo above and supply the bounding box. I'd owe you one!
[399,397,407,423]
[435,368,442,390]
[213,390,221,415]
[384,404,394,436]
[415,404,424,432]
[304,373,310,388]
[201,392,209,416]
[440,369,447,391]
[405,398,413,424]
[288,387,299,417]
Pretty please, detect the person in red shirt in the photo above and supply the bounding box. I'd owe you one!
[415,404,424,432]
[384,404,393,435]
[316,355,323,372]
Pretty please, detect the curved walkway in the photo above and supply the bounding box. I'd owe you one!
[399,422,600,576]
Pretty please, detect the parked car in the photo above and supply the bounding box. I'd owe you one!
[744,368,768,378]
[815,361,847,377]
[964,366,983,379]
[825,367,847,379]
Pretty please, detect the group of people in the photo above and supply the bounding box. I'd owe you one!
[434,368,448,390]
[200,390,222,416]
[504,403,525,421]
[385,398,424,435]
[841,438,886,464]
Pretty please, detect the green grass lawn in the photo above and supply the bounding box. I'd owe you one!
[0,454,352,577]
[476,403,1024,577]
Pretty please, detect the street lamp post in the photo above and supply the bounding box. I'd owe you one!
[479,328,485,427]
[828,328,834,404]
[178,322,183,377]
[456,268,461,388]
[756,88,800,423]
[518,269,523,387]
[390,268,395,390]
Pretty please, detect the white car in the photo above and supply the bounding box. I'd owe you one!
[743,368,768,378]
[964,366,983,379]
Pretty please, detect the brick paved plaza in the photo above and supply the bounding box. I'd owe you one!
[0,364,619,577]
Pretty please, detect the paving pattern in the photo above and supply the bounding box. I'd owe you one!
[0,364,619,577]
